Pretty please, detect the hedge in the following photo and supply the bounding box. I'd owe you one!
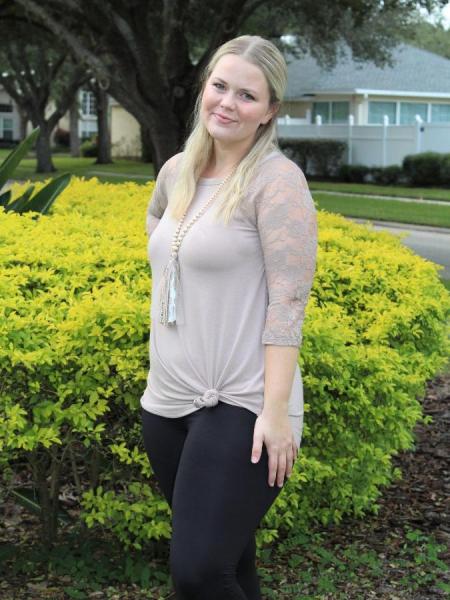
[279,139,347,177]
[403,152,450,186]
[0,177,449,552]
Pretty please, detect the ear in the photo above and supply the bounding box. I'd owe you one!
[261,101,281,125]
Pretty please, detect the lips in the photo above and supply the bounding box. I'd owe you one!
[213,113,235,123]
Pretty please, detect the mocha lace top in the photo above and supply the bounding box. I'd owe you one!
[139,148,318,447]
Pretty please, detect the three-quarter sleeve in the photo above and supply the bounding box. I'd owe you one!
[256,162,318,347]
[146,160,169,237]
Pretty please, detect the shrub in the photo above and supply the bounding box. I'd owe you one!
[338,164,370,183]
[81,137,98,157]
[0,178,449,552]
[370,165,403,185]
[53,127,70,148]
[403,152,444,186]
[439,154,450,186]
[279,139,347,178]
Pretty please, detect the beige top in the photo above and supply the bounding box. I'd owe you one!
[139,148,318,447]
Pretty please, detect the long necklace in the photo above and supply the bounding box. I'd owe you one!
[159,166,237,326]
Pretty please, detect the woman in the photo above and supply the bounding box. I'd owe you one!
[140,34,318,600]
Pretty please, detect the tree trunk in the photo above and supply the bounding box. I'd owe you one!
[35,122,56,172]
[69,100,80,157]
[18,108,28,140]
[93,84,112,164]
[140,125,154,163]
[30,451,58,553]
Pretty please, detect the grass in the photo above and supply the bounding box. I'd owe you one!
[312,192,450,228]
[0,150,155,185]
[309,181,450,202]
[3,151,450,228]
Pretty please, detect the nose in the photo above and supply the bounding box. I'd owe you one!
[219,90,236,111]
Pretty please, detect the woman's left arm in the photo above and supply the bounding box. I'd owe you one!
[251,161,318,487]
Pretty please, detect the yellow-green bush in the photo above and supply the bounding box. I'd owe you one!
[0,177,449,551]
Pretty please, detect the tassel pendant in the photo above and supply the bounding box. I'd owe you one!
[159,254,181,325]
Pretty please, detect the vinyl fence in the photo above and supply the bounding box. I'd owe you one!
[277,116,450,168]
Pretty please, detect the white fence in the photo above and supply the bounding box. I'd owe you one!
[277,116,450,168]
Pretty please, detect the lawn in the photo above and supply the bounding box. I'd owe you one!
[313,192,450,228]
[0,150,155,184]
[309,181,450,202]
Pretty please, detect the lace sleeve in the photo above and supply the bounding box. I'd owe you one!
[256,161,318,347]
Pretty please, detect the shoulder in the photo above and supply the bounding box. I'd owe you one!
[155,151,184,183]
[256,149,308,185]
[252,149,312,209]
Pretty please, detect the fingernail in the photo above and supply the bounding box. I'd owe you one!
[251,456,257,463]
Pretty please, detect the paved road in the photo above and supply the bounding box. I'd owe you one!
[348,218,450,279]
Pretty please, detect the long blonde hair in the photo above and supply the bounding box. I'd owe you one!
[168,34,287,225]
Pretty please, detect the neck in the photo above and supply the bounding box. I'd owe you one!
[209,138,255,174]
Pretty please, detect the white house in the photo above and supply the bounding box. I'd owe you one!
[0,87,16,142]
[278,43,450,166]
[0,87,98,144]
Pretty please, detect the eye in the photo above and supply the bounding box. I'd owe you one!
[242,92,255,101]
[212,82,225,90]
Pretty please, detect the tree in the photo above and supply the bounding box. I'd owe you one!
[398,11,450,59]
[90,81,112,164]
[0,19,89,172]
[69,99,81,158]
[13,0,448,172]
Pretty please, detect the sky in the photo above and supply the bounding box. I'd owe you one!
[442,3,450,28]
[422,2,450,28]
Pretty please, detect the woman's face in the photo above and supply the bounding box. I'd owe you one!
[200,53,277,150]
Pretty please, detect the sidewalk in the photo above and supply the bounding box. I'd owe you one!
[312,189,450,206]
[348,217,450,235]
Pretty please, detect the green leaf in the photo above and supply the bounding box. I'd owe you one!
[0,189,11,207]
[4,185,35,213]
[11,486,73,525]
[24,173,71,214]
[0,127,40,190]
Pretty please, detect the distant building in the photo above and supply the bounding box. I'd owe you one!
[280,42,450,126]
[0,88,99,144]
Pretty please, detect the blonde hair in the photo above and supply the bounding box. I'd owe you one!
[168,34,287,225]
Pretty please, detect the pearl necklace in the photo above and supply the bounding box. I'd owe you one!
[159,166,237,325]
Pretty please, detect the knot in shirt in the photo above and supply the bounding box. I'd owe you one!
[193,388,220,408]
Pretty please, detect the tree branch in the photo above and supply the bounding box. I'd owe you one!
[15,0,111,85]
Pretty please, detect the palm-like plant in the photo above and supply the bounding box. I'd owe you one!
[0,127,71,215]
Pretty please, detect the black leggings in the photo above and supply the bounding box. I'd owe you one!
[141,401,286,600]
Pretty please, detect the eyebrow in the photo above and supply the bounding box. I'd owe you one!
[213,77,258,95]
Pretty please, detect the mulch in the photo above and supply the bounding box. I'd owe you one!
[308,369,450,599]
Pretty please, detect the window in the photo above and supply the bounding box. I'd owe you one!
[399,102,427,125]
[431,103,450,123]
[80,121,98,140]
[0,104,13,113]
[312,102,329,123]
[331,102,349,123]
[81,91,96,116]
[312,101,350,123]
[368,101,396,124]
[1,117,13,140]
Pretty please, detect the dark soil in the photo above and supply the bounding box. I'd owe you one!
[299,368,450,599]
